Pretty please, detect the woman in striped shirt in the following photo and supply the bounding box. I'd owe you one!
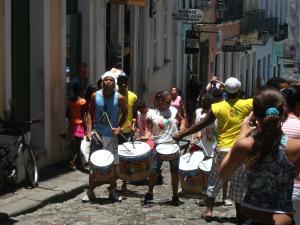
[282,84,300,223]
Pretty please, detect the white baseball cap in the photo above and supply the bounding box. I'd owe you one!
[224,77,241,94]
[101,70,117,80]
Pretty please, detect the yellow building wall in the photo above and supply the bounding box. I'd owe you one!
[48,0,64,163]
[0,0,4,117]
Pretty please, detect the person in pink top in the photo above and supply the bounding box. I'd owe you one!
[135,100,148,137]
[170,86,187,125]
[66,83,87,170]
[281,83,300,223]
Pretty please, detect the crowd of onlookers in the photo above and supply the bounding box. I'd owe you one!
[65,62,300,224]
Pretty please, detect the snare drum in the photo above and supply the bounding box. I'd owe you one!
[90,150,114,181]
[118,141,151,181]
[179,151,213,193]
[80,137,90,164]
[155,143,180,161]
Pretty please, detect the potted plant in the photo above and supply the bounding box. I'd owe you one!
[0,100,26,136]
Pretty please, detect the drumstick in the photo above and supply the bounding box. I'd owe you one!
[121,143,132,152]
[199,160,208,170]
[92,130,106,148]
[130,119,136,149]
[187,152,193,163]
[104,112,128,141]
[194,139,209,157]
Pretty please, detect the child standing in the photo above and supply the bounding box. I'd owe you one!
[66,84,87,170]
[136,100,148,137]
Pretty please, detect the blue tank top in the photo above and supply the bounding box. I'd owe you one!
[94,90,119,137]
[242,135,297,213]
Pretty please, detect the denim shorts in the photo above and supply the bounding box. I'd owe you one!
[150,150,179,173]
[237,217,295,225]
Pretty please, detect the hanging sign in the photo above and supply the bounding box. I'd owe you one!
[185,30,200,54]
[173,9,204,23]
[222,44,251,52]
[111,0,146,6]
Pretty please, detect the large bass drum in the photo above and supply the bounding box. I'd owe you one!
[179,151,213,194]
[118,141,151,181]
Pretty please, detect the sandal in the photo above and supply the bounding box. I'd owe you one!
[223,198,233,206]
[201,211,213,220]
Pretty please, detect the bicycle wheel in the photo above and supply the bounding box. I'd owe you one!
[23,146,39,187]
[0,178,4,191]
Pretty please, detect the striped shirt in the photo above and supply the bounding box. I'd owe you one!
[282,113,300,188]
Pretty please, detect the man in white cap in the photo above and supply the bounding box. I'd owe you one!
[173,77,252,222]
[113,68,138,193]
[82,70,127,203]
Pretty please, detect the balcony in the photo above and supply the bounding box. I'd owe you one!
[221,0,243,22]
[275,23,288,41]
[264,17,278,36]
[241,9,266,34]
[195,0,211,9]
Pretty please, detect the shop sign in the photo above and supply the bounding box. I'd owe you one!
[173,9,204,23]
[185,30,200,54]
[111,0,146,6]
[223,44,251,52]
[240,32,259,45]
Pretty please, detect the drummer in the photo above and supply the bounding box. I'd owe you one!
[173,77,252,221]
[143,90,188,206]
[114,69,138,193]
[82,70,128,203]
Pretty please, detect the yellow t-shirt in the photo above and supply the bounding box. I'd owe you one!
[211,98,253,148]
[120,90,137,133]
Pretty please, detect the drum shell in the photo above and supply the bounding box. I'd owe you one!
[157,151,180,161]
[91,163,114,181]
[90,150,114,182]
[118,151,151,181]
[156,144,180,161]
[179,169,208,194]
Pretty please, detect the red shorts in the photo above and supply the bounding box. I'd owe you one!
[69,124,85,138]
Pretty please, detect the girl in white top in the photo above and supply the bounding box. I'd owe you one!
[192,94,217,157]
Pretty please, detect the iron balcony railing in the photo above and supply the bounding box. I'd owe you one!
[241,9,266,34]
[264,17,278,35]
[275,23,288,41]
[222,0,243,21]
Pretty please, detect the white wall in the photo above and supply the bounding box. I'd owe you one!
[256,38,273,84]
[30,0,45,151]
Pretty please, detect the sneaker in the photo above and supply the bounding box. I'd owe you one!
[109,189,122,202]
[156,174,164,185]
[223,198,233,206]
[82,189,96,203]
[172,195,183,206]
[143,192,153,204]
[68,161,77,171]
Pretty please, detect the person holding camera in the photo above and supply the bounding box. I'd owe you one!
[206,76,224,94]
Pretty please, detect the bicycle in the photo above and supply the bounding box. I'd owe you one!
[0,119,41,191]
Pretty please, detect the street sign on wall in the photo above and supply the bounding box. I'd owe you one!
[111,0,146,6]
[185,30,199,54]
[223,44,251,52]
[173,9,204,23]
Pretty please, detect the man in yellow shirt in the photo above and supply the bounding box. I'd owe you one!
[174,77,252,222]
[115,69,138,192]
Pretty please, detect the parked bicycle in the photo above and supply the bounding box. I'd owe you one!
[0,119,41,191]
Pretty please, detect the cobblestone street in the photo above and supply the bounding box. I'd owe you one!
[3,163,236,225]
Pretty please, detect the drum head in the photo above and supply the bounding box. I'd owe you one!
[155,144,179,155]
[90,150,114,167]
[118,141,151,157]
[80,137,91,155]
[179,151,204,171]
[198,157,213,172]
